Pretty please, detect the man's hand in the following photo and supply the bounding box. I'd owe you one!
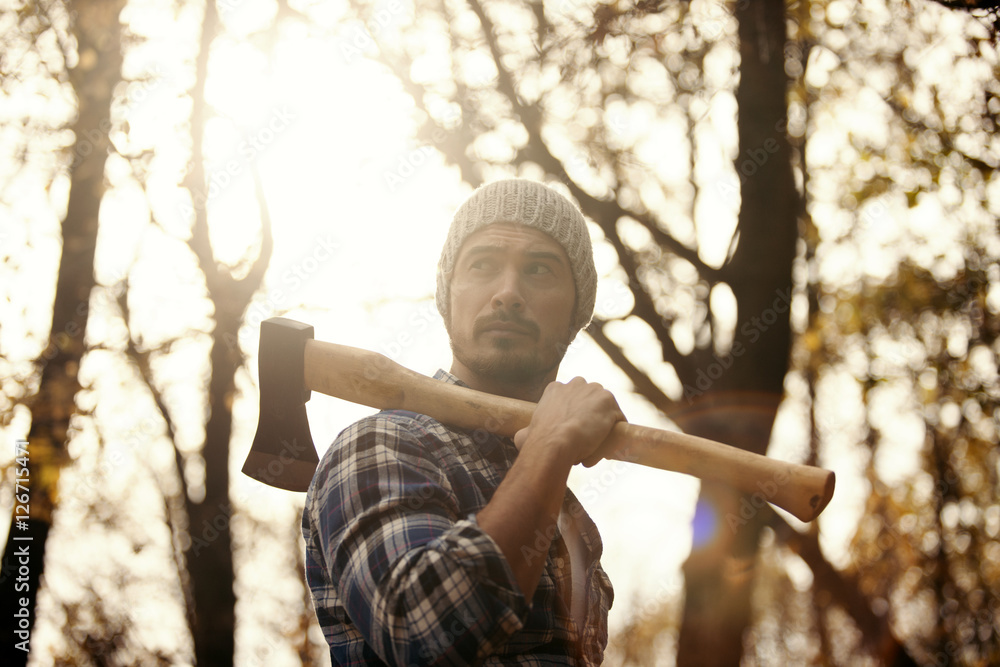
[513,377,626,467]
[477,378,625,600]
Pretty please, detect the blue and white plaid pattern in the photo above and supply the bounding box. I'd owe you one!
[302,370,613,666]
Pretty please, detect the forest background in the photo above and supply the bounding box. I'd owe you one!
[1,0,998,665]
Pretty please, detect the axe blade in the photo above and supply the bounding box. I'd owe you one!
[242,318,320,491]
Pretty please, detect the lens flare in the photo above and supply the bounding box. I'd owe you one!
[691,497,720,550]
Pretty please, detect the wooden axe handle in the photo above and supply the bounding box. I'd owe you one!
[304,339,835,522]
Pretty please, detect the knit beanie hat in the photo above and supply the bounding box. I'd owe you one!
[436,179,597,333]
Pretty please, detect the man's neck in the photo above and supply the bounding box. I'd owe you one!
[448,361,555,403]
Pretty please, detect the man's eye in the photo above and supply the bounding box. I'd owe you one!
[525,263,552,275]
[470,259,495,271]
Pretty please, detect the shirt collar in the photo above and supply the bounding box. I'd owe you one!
[431,369,514,460]
[432,368,466,386]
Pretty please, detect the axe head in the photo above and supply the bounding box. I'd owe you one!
[242,318,320,492]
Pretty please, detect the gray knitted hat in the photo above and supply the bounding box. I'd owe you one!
[435,179,597,333]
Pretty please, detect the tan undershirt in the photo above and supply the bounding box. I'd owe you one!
[557,508,588,632]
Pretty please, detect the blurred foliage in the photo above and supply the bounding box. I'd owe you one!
[1,0,299,664]
[927,1,999,41]
[820,258,999,665]
[797,2,1000,660]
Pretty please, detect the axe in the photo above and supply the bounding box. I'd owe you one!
[243,317,835,522]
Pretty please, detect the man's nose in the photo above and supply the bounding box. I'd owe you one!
[491,268,525,311]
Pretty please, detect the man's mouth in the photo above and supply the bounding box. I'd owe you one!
[476,317,539,339]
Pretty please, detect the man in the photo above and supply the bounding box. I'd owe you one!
[303,179,625,665]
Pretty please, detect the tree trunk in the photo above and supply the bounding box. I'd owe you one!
[675,0,798,663]
[0,3,124,665]
[184,324,240,665]
[176,0,273,661]
[178,1,237,663]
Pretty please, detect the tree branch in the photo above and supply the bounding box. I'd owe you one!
[183,0,223,294]
[771,511,920,665]
[462,0,721,375]
[233,159,274,305]
[111,279,199,644]
[587,318,673,412]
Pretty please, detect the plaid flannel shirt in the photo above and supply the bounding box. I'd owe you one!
[303,370,614,666]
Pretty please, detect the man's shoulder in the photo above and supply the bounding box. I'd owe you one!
[308,407,499,504]
[318,410,472,472]
[343,409,460,443]
[334,369,470,444]
[307,411,459,497]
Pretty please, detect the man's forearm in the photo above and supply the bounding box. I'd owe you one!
[476,441,575,600]
[478,377,623,600]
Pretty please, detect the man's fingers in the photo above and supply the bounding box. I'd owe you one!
[525,378,627,465]
[513,427,528,451]
[579,408,627,467]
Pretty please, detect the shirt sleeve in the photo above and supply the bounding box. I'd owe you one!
[306,412,530,666]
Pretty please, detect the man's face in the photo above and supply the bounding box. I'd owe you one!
[446,223,577,386]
